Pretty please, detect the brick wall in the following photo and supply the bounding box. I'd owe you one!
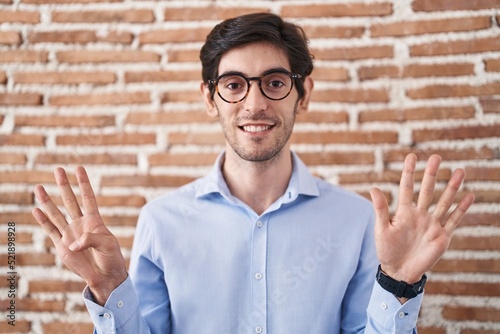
[0,0,499,333]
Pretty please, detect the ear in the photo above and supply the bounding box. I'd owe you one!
[200,81,218,117]
[296,76,314,115]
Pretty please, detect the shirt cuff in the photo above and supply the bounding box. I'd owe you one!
[83,276,140,334]
[367,280,423,333]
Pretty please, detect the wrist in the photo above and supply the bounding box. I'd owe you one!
[89,274,128,306]
[376,265,427,299]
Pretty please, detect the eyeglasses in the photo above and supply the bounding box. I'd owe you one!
[208,69,302,104]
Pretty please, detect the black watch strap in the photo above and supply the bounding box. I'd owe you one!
[376,265,427,299]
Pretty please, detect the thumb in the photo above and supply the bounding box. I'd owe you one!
[69,232,118,253]
[370,187,390,228]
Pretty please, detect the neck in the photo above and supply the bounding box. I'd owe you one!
[222,147,293,215]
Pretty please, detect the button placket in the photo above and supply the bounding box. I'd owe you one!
[251,215,268,333]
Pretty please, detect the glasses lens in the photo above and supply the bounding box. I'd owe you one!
[217,75,248,103]
[261,72,293,100]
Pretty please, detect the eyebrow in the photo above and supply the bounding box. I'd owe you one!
[218,66,291,78]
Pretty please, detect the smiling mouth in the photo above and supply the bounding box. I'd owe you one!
[240,125,274,133]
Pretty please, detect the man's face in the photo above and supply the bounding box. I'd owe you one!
[204,42,309,163]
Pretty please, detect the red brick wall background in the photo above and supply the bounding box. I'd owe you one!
[0,1,499,333]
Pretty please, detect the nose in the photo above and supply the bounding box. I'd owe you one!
[243,81,267,111]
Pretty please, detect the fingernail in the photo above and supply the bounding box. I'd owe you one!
[69,241,79,251]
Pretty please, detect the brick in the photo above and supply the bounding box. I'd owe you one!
[42,322,93,334]
[50,92,150,106]
[168,132,225,146]
[51,194,146,208]
[485,58,500,72]
[383,147,495,163]
[0,134,45,146]
[102,214,138,226]
[36,153,137,165]
[0,93,42,105]
[139,27,212,44]
[0,10,39,23]
[0,171,56,184]
[480,97,500,113]
[125,111,214,125]
[149,152,218,166]
[433,258,500,273]
[13,71,116,84]
[0,71,6,84]
[0,320,31,333]
[297,151,375,165]
[371,17,491,37]
[411,37,500,56]
[312,88,389,103]
[0,231,32,244]
[359,106,475,123]
[303,25,365,39]
[124,69,200,83]
[282,3,393,17]
[358,65,399,81]
[413,0,500,11]
[0,253,54,266]
[465,167,500,181]
[434,189,497,204]
[117,235,134,248]
[462,330,500,334]
[339,169,451,184]
[407,82,500,99]
[101,174,195,188]
[0,31,21,45]
[0,152,27,165]
[164,6,270,21]
[57,50,159,63]
[0,50,48,63]
[167,49,199,63]
[29,280,86,292]
[291,130,398,145]
[413,125,500,142]
[461,213,500,226]
[52,10,154,23]
[0,298,64,312]
[426,281,500,296]
[56,132,156,146]
[311,66,350,82]
[29,30,95,44]
[1,212,38,225]
[16,115,115,127]
[313,45,393,61]
[442,305,500,322]
[296,111,349,124]
[418,327,445,334]
[403,63,475,78]
[449,236,500,250]
[161,91,203,103]
[23,0,121,3]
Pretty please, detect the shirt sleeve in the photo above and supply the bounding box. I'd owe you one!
[82,276,152,334]
[365,282,423,334]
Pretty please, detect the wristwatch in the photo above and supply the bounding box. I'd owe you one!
[376,265,427,299]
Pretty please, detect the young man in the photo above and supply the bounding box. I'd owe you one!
[33,13,474,334]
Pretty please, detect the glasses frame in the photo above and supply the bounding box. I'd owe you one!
[208,69,302,104]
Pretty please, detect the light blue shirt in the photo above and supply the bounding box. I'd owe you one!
[84,152,423,334]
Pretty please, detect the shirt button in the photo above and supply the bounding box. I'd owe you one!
[255,272,263,280]
[398,312,406,319]
[256,221,263,228]
[255,326,263,333]
[117,301,124,308]
[381,302,387,310]
[103,313,111,319]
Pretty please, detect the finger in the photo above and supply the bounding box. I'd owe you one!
[370,187,390,228]
[433,168,466,221]
[416,154,441,210]
[443,192,475,233]
[70,231,118,253]
[75,166,100,216]
[34,184,70,232]
[398,153,417,207]
[54,167,83,220]
[32,207,62,244]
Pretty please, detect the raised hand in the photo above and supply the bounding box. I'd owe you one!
[32,166,128,306]
[370,154,475,284]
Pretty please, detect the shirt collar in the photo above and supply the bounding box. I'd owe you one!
[195,151,320,201]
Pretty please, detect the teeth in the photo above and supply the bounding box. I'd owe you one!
[243,125,271,133]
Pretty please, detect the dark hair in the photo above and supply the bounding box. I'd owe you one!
[200,12,314,99]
